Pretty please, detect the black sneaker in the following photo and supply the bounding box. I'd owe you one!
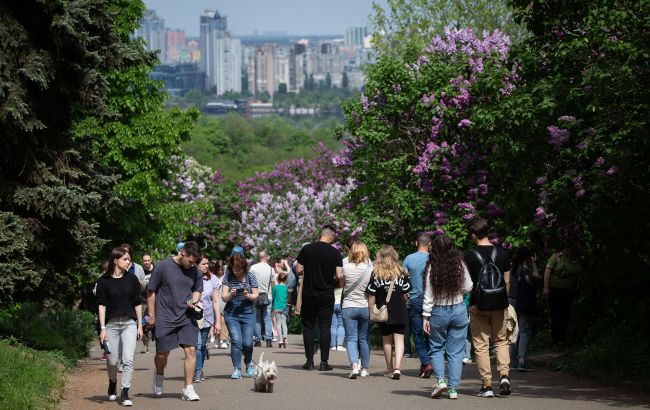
[302,361,314,370]
[254,341,262,347]
[319,361,333,371]
[499,375,511,395]
[108,380,117,401]
[477,386,494,398]
[266,340,273,348]
[121,387,133,406]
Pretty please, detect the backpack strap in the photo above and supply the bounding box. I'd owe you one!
[490,246,497,264]
[471,249,486,266]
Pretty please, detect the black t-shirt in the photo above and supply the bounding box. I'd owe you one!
[365,275,411,325]
[297,241,343,297]
[464,245,511,306]
[95,274,142,322]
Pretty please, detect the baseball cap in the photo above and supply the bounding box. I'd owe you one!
[230,245,244,256]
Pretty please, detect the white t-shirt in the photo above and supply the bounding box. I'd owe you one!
[341,260,373,309]
[250,262,274,299]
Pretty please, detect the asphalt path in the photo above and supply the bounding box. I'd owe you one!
[62,334,650,410]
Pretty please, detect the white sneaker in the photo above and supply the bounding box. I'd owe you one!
[220,341,228,349]
[462,357,472,365]
[152,371,164,396]
[331,346,337,351]
[182,384,200,401]
[431,379,448,398]
[337,346,347,352]
[360,369,370,377]
[349,369,359,379]
[209,336,215,344]
[272,337,277,342]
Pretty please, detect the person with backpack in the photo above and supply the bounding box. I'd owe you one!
[464,218,512,397]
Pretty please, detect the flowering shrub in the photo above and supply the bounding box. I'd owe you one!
[342,28,517,249]
[237,179,359,258]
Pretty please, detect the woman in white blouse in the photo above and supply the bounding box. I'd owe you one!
[422,235,473,400]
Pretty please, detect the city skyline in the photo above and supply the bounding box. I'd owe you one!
[142,0,388,37]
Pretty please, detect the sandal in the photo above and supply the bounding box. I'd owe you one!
[391,369,401,380]
[383,368,394,377]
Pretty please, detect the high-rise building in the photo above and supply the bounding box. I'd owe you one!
[136,10,167,63]
[165,29,186,63]
[200,10,242,95]
[248,44,277,96]
[345,26,368,47]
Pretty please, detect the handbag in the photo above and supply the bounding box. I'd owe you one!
[370,280,395,323]
[256,266,274,307]
[341,264,372,308]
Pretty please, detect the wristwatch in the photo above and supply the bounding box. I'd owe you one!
[100,325,106,330]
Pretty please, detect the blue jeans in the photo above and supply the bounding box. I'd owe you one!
[342,307,370,368]
[511,310,533,362]
[255,304,273,341]
[408,299,431,366]
[195,327,209,372]
[428,302,469,389]
[330,304,345,347]
[225,311,255,370]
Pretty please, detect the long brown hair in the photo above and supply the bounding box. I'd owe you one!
[424,235,464,302]
[104,247,130,278]
[373,245,406,281]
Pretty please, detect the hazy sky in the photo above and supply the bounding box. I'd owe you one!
[143,0,388,37]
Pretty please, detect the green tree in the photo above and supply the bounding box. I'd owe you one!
[0,0,126,305]
[371,0,527,54]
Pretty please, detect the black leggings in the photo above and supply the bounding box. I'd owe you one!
[301,293,334,363]
[549,287,575,344]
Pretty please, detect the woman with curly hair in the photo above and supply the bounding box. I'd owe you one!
[423,235,473,399]
[365,245,411,380]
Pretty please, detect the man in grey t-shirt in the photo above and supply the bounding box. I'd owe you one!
[250,250,275,347]
[146,241,203,401]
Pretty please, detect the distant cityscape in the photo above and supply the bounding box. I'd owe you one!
[135,8,374,107]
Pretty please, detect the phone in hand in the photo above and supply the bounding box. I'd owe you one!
[101,340,111,354]
[236,287,246,294]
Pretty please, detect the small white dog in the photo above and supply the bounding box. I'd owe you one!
[253,352,278,393]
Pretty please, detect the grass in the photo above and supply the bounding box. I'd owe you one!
[0,338,67,410]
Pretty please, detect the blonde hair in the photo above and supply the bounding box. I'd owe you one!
[373,245,405,281]
[348,240,370,265]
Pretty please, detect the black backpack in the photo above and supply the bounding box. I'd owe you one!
[471,247,508,311]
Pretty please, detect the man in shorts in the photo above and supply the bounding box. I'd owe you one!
[146,241,203,401]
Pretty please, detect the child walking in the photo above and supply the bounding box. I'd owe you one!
[272,273,289,348]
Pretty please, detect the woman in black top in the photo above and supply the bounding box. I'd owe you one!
[366,245,411,380]
[96,247,143,406]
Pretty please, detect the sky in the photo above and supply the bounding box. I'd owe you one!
[143,0,388,37]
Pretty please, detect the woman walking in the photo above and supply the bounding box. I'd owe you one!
[341,240,373,379]
[221,253,259,379]
[366,245,411,380]
[96,247,143,406]
[423,235,473,399]
[194,255,222,383]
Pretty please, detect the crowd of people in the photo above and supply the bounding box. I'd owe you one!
[90,217,580,405]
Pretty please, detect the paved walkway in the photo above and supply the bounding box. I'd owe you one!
[62,335,649,410]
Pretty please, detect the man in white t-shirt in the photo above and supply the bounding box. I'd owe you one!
[250,251,275,347]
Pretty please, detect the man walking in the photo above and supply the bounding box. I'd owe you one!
[146,241,203,401]
[403,232,434,378]
[465,218,512,397]
[250,251,275,347]
[295,225,343,371]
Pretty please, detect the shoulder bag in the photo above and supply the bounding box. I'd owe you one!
[370,279,395,323]
[256,266,273,307]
